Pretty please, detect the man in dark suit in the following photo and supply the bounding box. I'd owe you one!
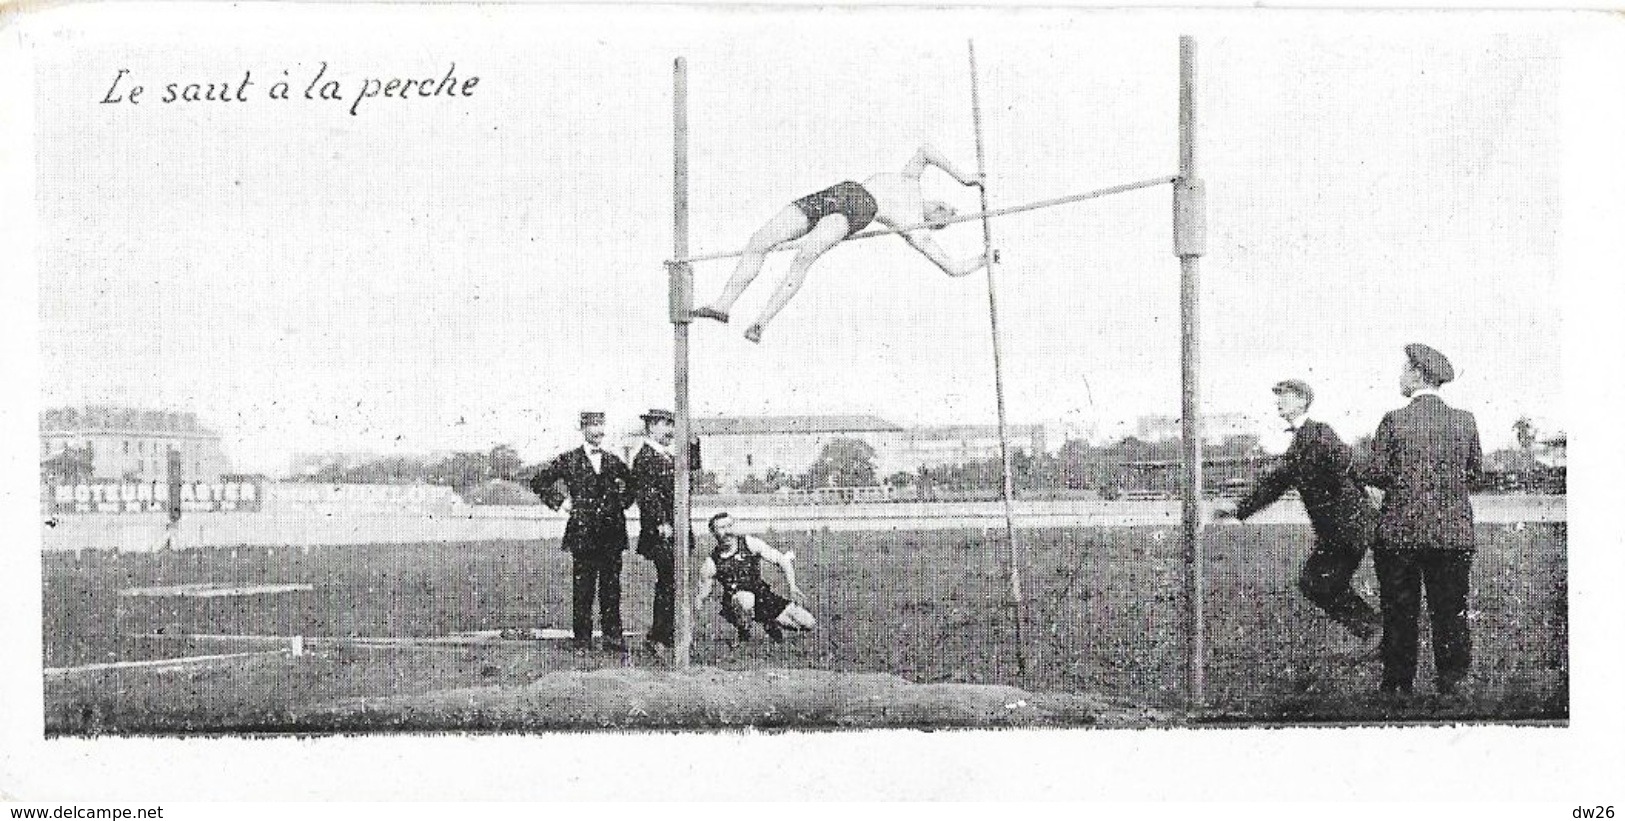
[632,408,678,651]
[1358,344,1484,698]
[1216,379,1380,646]
[529,411,636,652]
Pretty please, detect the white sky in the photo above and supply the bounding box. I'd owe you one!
[28,7,1565,472]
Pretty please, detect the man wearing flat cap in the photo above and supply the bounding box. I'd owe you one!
[529,411,637,652]
[1216,379,1380,649]
[1357,344,1484,699]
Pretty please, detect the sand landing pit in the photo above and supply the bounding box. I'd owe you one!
[306,666,1175,731]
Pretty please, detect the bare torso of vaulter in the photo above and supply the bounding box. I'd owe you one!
[861,171,925,230]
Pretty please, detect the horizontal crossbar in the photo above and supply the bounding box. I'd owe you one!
[669,175,1178,265]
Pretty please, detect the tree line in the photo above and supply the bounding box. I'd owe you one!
[296,445,725,500]
[732,427,1564,497]
[39,415,1565,499]
[735,434,1271,497]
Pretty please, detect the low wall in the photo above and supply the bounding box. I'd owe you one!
[266,482,469,514]
[712,494,1566,532]
[38,493,1567,552]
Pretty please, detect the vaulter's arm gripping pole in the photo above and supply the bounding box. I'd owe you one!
[1175,35,1208,711]
[969,39,1027,677]
[670,56,695,669]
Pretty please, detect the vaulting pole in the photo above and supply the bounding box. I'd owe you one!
[670,56,694,668]
[1175,35,1208,710]
[969,39,1027,677]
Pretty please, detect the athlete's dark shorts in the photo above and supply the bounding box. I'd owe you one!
[721,585,791,624]
[791,181,879,237]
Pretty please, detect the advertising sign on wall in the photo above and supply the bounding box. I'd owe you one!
[48,481,263,515]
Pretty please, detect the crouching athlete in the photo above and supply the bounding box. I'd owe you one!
[695,511,817,643]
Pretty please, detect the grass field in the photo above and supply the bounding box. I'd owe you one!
[41,522,1567,733]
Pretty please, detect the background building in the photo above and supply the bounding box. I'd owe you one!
[39,405,231,482]
[892,424,1047,474]
[1533,434,1567,469]
[1136,413,1258,445]
[289,451,384,479]
[693,415,906,489]
[690,415,1051,490]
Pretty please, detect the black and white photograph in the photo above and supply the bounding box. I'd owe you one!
[2,0,1622,810]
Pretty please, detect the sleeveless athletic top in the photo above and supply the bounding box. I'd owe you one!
[712,536,768,595]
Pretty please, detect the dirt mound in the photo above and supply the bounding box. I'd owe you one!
[303,666,1175,731]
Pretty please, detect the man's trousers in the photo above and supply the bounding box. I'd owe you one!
[571,550,624,644]
[1372,546,1474,692]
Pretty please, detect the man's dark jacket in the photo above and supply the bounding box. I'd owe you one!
[632,442,674,558]
[1357,394,1483,550]
[529,446,634,554]
[1235,419,1376,545]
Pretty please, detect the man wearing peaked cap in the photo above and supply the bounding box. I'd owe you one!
[632,408,705,654]
[1358,344,1484,701]
[1215,378,1380,651]
[632,408,679,652]
[529,410,636,652]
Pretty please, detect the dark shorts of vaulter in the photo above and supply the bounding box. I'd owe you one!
[792,181,879,238]
[722,585,791,624]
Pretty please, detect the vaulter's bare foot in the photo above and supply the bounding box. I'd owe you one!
[690,305,730,323]
[744,324,764,344]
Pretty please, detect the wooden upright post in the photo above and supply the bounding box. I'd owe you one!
[670,57,694,668]
[1175,35,1207,710]
[969,40,1027,677]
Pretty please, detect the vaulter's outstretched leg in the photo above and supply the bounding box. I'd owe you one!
[744,214,849,343]
[693,206,811,323]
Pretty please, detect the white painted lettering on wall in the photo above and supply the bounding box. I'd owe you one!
[50,481,263,514]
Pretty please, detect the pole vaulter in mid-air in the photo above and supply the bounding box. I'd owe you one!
[667,37,1206,709]
[690,144,992,343]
